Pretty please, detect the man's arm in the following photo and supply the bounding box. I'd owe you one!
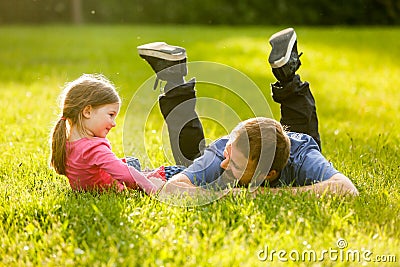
[295,173,359,195]
[241,173,359,197]
[159,171,359,198]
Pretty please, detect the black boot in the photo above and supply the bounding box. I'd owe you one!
[269,28,303,83]
[137,42,187,92]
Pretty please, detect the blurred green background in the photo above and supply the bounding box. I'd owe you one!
[1,0,399,25]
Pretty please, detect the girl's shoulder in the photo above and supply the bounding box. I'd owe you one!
[68,137,111,150]
[67,137,115,164]
[67,137,113,161]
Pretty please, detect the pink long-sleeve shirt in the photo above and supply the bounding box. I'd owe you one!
[65,137,158,194]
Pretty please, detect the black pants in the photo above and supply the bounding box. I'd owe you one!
[159,75,321,167]
[158,78,205,166]
[271,75,321,148]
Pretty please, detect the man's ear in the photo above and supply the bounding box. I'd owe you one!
[82,105,92,119]
[266,170,277,182]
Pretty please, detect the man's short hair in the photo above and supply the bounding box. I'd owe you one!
[233,117,290,174]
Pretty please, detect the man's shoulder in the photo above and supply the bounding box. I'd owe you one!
[278,132,339,186]
[287,131,313,142]
[211,136,229,145]
[287,132,320,154]
[207,136,229,155]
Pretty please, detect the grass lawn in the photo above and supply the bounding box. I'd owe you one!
[0,25,399,266]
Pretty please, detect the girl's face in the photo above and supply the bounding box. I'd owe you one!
[82,103,120,138]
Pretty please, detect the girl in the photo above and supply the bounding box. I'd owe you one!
[50,74,164,194]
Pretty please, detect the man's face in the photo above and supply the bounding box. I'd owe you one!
[220,142,256,186]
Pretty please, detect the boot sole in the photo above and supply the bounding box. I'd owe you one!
[268,28,297,68]
[137,42,186,61]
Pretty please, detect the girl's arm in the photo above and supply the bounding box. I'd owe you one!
[86,140,162,194]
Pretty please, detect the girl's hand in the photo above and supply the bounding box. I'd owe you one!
[143,167,167,181]
[143,166,167,192]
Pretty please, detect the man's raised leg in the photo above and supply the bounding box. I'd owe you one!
[268,28,321,149]
[138,42,205,166]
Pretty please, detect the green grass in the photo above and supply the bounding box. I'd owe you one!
[0,25,399,266]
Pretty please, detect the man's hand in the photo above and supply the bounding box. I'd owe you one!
[147,176,166,191]
[160,173,198,195]
[145,170,167,192]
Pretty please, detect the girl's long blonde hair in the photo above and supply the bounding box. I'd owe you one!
[50,74,121,175]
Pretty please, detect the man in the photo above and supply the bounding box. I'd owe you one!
[137,28,358,197]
